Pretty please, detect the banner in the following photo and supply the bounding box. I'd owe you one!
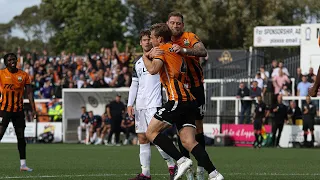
[221,124,272,147]
[203,123,220,139]
[37,122,62,142]
[279,125,320,148]
[1,122,36,143]
[254,26,301,47]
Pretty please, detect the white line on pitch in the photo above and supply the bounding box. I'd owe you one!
[1,173,320,179]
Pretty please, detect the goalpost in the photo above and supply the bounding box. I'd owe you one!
[62,88,131,143]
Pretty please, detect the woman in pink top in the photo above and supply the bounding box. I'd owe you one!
[273,69,291,95]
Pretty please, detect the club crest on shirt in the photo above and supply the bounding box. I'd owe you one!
[17,76,22,82]
[183,39,190,46]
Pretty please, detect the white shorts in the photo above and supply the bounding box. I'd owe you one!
[135,107,158,133]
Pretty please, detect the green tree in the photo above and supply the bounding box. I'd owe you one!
[42,0,128,54]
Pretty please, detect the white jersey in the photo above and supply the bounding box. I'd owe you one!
[131,57,162,110]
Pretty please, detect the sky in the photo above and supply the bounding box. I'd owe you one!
[0,0,41,37]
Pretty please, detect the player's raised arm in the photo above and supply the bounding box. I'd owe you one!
[26,84,36,118]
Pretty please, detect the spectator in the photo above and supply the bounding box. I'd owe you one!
[272,62,290,77]
[279,84,291,106]
[287,101,302,125]
[121,113,135,145]
[273,69,290,102]
[236,82,251,124]
[254,73,264,90]
[302,96,316,145]
[297,75,311,96]
[40,80,54,99]
[268,60,278,77]
[295,67,303,95]
[250,81,262,98]
[259,66,270,81]
[307,67,315,83]
[107,94,126,146]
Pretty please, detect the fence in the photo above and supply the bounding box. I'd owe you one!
[209,96,320,124]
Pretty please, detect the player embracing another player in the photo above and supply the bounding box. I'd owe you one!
[167,12,211,180]
[142,23,224,180]
[127,29,177,180]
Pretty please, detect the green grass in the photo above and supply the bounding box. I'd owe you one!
[0,144,319,180]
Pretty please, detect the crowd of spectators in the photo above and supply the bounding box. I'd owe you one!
[1,42,136,99]
[236,60,319,124]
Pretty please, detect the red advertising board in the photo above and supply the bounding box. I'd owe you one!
[221,124,272,147]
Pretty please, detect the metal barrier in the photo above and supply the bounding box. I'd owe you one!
[210,96,320,124]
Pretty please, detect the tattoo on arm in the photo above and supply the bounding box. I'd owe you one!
[185,42,207,57]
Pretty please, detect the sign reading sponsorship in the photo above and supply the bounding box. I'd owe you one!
[300,24,320,74]
[279,125,320,148]
[37,122,63,142]
[253,26,301,47]
[1,122,36,143]
[221,124,272,147]
[203,123,220,138]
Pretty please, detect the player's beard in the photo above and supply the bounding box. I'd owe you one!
[171,29,183,37]
[143,44,152,53]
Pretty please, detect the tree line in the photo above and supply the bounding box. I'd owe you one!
[0,0,319,54]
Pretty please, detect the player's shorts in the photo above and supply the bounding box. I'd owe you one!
[154,100,197,131]
[0,111,25,128]
[303,119,314,131]
[254,119,262,130]
[135,107,158,133]
[190,85,205,120]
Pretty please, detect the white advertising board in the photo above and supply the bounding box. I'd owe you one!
[254,26,301,47]
[203,123,220,139]
[1,122,36,143]
[279,125,320,148]
[37,122,63,142]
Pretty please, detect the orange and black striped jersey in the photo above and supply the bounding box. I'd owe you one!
[154,43,195,102]
[173,32,204,88]
[0,69,30,112]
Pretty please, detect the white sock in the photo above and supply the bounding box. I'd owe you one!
[209,169,219,178]
[197,166,205,172]
[177,157,186,164]
[155,145,175,168]
[77,126,82,141]
[140,143,151,176]
[20,159,26,166]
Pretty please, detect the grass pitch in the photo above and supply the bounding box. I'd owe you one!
[0,144,319,180]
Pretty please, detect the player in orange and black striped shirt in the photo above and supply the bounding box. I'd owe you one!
[166,12,223,179]
[142,23,223,180]
[0,53,36,172]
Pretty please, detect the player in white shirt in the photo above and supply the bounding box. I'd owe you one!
[127,30,176,180]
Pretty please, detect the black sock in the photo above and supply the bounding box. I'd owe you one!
[312,134,315,142]
[177,136,190,158]
[196,133,205,148]
[153,133,183,161]
[17,138,26,159]
[191,144,216,173]
[254,133,259,145]
[258,134,263,145]
[304,134,307,142]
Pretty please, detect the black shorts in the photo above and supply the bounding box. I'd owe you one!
[154,100,197,131]
[303,119,314,131]
[190,85,205,120]
[254,119,262,130]
[0,111,25,128]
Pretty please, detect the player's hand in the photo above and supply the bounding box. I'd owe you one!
[127,106,134,118]
[308,88,317,97]
[146,47,164,59]
[172,44,182,53]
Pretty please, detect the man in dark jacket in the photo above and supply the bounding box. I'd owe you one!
[302,96,316,145]
[287,101,302,125]
[237,82,251,124]
[272,94,288,147]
